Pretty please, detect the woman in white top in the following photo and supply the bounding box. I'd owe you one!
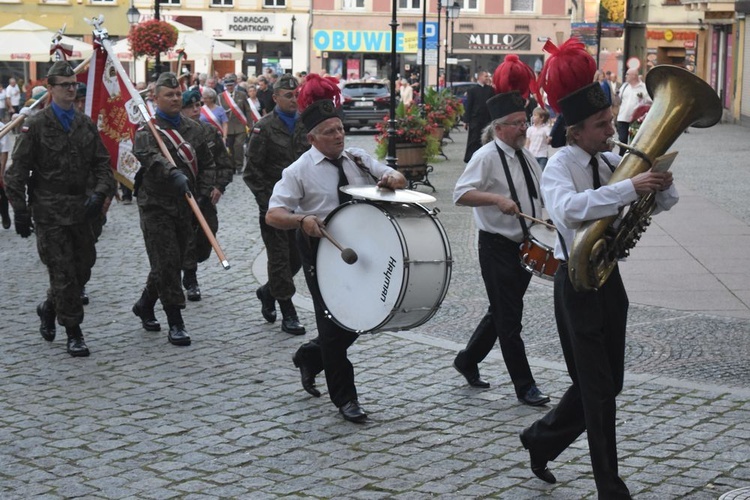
[399,78,414,107]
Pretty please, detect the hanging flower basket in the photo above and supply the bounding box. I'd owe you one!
[128,20,178,59]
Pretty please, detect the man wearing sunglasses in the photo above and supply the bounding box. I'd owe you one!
[452,87,550,407]
[244,74,309,336]
[4,61,116,357]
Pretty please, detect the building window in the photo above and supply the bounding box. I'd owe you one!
[459,0,477,9]
[211,0,233,6]
[158,0,180,5]
[398,0,421,10]
[90,0,115,4]
[343,0,364,8]
[510,0,533,11]
[264,0,285,7]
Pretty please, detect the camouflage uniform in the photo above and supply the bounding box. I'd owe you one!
[243,101,309,304]
[218,78,251,173]
[4,95,115,332]
[133,89,216,315]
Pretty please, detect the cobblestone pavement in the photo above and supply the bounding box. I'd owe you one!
[0,124,749,499]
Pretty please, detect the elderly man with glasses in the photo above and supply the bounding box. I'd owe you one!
[451,89,550,407]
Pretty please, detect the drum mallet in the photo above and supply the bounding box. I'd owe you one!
[320,227,358,265]
[518,212,556,230]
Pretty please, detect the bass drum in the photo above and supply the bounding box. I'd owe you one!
[316,200,452,333]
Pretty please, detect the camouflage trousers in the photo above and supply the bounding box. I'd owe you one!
[226,131,247,172]
[35,222,96,328]
[183,202,219,272]
[139,205,192,308]
[259,212,301,301]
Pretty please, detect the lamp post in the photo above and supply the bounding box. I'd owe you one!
[126,1,140,81]
[446,2,461,89]
[386,0,399,169]
[153,0,162,79]
[436,0,451,89]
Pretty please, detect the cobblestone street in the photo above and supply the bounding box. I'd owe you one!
[1,123,749,499]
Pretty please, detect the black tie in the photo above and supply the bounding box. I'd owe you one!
[590,155,602,189]
[329,157,352,204]
[516,149,538,199]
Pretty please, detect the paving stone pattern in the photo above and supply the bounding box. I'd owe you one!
[0,125,748,498]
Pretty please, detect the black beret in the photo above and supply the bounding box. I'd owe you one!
[47,61,75,79]
[487,91,526,121]
[155,72,180,89]
[301,99,340,131]
[558,82,610,125]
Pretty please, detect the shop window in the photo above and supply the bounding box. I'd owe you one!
[343,0,364,7]
[211,0,233,6]
[264,0,285,7]
[398,0,421,10]
[511,0,533,11]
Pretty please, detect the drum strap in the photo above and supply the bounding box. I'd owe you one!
[496,145,535,237]
[344,152,380,183]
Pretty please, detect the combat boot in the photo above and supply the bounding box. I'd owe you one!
[279,299,305,335]
[256,283,276,323]
[182,269,201,302]
[36,300,56,342]
[65,325,90,357]
[132,289,161,331]
[80,287,89,305]
[0,188,10,229]
[165,305,191,346]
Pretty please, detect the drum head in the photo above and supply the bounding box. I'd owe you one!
[316,202,406,332]
[341,185,436,204]
[529,223,557,249]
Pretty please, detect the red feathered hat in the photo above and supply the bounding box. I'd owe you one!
[537,37,597,114]
[492,54,537,99]
[296,73,342,112]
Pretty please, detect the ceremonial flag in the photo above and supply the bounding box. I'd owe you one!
[85,40,143,190]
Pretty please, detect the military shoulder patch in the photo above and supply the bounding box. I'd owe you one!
[21,125,29,133]
[252,127,261,134]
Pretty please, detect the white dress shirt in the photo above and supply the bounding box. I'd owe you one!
[617,80,651,123]
[269,145,396,220]
[541,144,679,261]
[454,137,543,243]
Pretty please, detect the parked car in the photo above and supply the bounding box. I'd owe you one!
[340,82,390,131]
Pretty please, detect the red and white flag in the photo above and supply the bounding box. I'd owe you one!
[200,104,223,134]
[221,90,248,126]
[84,41,142,190]
[247,98,262,123]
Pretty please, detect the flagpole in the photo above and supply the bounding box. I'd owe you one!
[88,15,231,271]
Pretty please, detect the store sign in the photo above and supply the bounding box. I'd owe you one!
[313,30,418,53]
[453,33,531,51]
[227,15,277,35]
[646,30,696,41]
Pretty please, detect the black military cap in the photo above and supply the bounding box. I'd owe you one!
[182,89,201,108]
[301,99,340,131]
[155,72,180,89]
[558,82,610,125]
[47,61,75,79]
[273,74,299,92]
[76,83,87,99]
[487,91,526,121]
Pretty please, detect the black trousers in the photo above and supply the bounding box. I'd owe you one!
[463,120,487,163]
[294,230,359,408]
[459,231,535,398]
[523,264,631,499]
[616,121,630,156]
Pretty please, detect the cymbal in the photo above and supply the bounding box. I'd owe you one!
[340,185,437,204]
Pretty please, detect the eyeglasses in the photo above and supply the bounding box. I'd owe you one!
[498,120,529,128]
[51,82,79,90]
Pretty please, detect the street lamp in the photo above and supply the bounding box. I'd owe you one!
[446,2,461,89]
[127,1,140,81]
[153,0,162,79]
[436,0,452,89]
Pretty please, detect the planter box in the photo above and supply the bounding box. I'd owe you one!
[395,142,427,167]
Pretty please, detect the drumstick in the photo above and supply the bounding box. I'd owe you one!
[518,212,556,230]
[320,227,358,265]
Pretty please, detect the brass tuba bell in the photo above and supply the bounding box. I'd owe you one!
[567,65,722,292]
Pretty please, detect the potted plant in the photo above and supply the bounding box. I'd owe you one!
[375,102,440,167]
[422,87,465,139]
[128,20,179,59]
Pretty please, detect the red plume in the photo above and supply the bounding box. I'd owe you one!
[492,54,538,100]
[536,37,597,113]
[296,73,342,112]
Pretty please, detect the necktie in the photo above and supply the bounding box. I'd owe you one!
[329,157,352,204]
[590,155,602,189]
[515,150,538,200]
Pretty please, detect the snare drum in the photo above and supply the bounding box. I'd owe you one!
[316,200,452,333]
[519,223,560,280]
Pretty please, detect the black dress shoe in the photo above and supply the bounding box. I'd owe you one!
[520,431,556,484]
[256,286,276,323]
[453,357,490,388]
[186,284,202,302]
[518,385,550,406]
[168,324,191,346]
[281,316,306,335]
[80,288,89,306]
[37,301,56,342]
[67,336,90,357]
[292,352,320,397]
[339,400,367,423]
[132,302,161,332]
